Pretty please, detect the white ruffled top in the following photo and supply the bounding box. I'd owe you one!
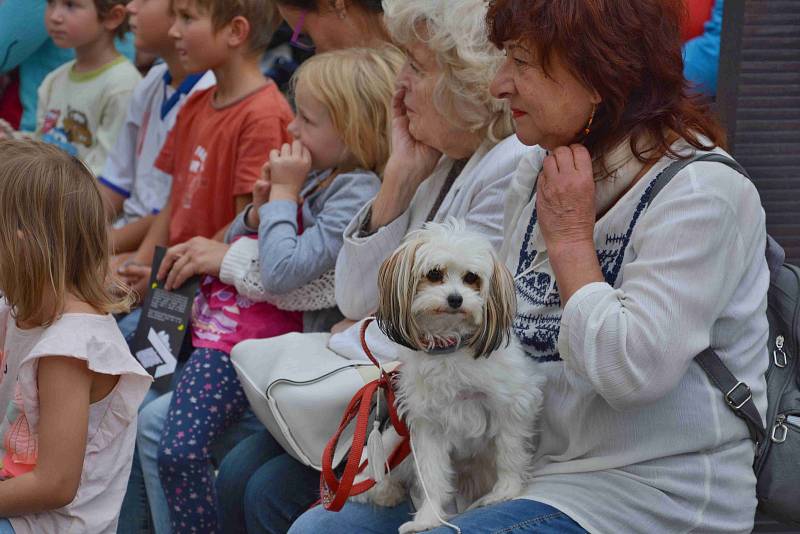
[0,300,151,534]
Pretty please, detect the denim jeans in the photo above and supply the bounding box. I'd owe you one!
[117,372,176,534]
[0,519,14,534]
[215,430,321,534]
[117,307,143,339]
[289,499,587,534]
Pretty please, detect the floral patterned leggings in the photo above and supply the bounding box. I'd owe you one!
[157,347,249,533]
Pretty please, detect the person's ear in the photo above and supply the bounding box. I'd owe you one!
[589,87,602,105]
[227,15,252,49]
[102,4,128,34]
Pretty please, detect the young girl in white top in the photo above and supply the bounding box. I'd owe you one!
[0,139,152,534]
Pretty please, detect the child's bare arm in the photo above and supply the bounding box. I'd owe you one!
[130,203,171,267]
[0,357,91,516]
[110,215,156,255]
[99,183,126,221]
[117,202,171,300]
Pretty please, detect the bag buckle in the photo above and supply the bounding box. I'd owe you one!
[773,335,788,368]
[725,381,752,410]
[771,422,788,444]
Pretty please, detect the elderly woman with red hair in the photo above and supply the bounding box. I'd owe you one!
[291,0,770,533]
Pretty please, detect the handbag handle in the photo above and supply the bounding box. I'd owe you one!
[320,319,410,511]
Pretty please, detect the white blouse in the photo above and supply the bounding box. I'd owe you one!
[504,141,770,533]
[334,134,530,320]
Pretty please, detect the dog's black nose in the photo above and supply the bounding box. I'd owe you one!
[447,293,463,309]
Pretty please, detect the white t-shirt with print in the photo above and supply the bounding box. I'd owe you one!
[36,56,142,177]
[99,63,216,226]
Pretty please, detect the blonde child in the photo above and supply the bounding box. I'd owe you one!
[151,46,405,532]
[36,0,142,176]
[0,139,151,534]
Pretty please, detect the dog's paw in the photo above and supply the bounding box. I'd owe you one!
[466,478,523,511]
[370,478,408,507]
[398,518,440,534]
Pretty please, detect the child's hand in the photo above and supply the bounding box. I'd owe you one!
[268,141,312,201]
[117,261,152,303]
[247,175,271,228]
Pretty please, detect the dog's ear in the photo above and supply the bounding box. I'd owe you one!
[375,240,422,350]
[471,255,517,358]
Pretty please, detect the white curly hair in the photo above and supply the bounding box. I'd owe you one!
[383,0,513,143]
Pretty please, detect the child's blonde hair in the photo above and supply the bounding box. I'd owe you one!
[0,140,131,327]
[292,46,405,173]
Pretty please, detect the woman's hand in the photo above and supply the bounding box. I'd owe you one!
[268,141,312,202]
[157,237,231,291]
[385,86,442,183]
[536,145,596,251]
[536,145,603,304]
[367,87,443,231]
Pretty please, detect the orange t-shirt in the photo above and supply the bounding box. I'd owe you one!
[155,82,293,245]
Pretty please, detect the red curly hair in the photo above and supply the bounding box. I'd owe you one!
[486,0,724,168]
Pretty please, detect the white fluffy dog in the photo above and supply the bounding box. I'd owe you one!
[358,220,545,534]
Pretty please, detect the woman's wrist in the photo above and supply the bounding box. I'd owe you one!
[548,239,604,305]
[368,162,425,231]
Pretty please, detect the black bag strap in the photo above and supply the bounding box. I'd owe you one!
[647,152,767,446]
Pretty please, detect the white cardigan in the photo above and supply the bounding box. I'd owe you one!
[335,134,529,320]
[505,142,770,533]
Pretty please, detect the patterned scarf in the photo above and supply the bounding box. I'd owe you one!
[512,140,651,361]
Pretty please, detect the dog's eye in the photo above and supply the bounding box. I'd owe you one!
[463,272,479,285]
[426,269,444,283]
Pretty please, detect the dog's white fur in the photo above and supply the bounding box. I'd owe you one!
[355,220,546,534]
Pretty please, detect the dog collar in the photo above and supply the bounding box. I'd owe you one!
[421,336,464,355]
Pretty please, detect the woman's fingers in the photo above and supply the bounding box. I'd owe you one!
[156,243,187,281]
[542,154,559,184]
[392,86,407,118]
[570,144,593,175]
[164,251,193,291]
[552,145,576,172]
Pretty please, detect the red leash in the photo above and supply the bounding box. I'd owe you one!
[320,318,410,511]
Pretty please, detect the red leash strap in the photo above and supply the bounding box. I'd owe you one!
[320,319,410,511]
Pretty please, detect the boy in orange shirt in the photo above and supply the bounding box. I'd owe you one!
[119,0,292,300]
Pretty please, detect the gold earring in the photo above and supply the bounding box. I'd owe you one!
[584,104,596,136]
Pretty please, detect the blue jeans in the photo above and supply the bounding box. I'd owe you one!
[117,307,143,339]
[117,365,178,534]
[0,519,14,534]
[289,499,587,534]
[215,431,321,534]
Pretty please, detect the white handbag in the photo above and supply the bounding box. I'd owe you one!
[230,326,400,471]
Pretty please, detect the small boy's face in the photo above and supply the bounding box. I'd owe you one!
[126,0,175,54]
[168,0,230,73]
[45,0,105,50]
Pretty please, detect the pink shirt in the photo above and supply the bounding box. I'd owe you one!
[192,237,303,354]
